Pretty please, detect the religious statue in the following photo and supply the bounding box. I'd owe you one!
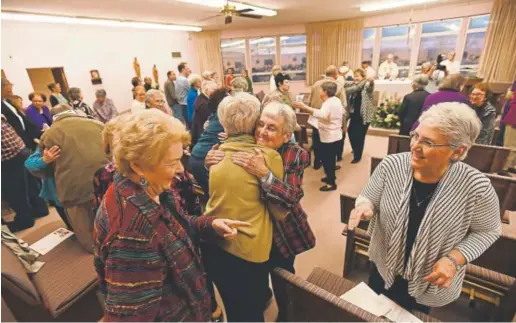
[152,65,159,85]
[133,57,141,78]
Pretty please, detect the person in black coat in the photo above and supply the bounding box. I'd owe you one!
[1,78,48,231]
[1,79,41,150]
[398,74,430,135]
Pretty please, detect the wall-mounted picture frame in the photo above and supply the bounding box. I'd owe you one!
[90,69,102,85]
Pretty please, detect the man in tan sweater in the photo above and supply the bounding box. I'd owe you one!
[295,65,347,169]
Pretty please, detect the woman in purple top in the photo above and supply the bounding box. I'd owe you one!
[25,92,53,131]
[411,74,469,131]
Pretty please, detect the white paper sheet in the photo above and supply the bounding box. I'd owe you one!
[378,294,423,323]
[339,282,391,317]
[30,228,74,255]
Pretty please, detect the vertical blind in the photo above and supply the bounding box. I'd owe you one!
[478,0,516,82]
[193,30,224,85]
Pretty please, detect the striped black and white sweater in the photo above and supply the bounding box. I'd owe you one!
[357,152,501,307]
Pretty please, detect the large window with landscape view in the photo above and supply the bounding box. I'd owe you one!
[220,34,307,84]
[221,39,246,75]
[362,13,490,78]
[280,35,307,81]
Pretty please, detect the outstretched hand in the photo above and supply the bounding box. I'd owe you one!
[212,219,251,240]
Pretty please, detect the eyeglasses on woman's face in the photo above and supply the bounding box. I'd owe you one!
[409,131,456,149]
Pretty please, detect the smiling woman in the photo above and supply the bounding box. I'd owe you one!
[348,102,501,312]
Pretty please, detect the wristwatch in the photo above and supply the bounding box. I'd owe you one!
[444,255,461,271]
[260,171,273,185]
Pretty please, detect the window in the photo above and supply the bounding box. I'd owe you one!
[250,37,276,83]
[280,35,306,81]
[362,28,375,62]
[379,25,413,77]
[221,39,246,75]
[462,15,489,73]
[417,19,461,65]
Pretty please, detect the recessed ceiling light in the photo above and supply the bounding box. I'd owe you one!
[176,0,277,17]
[360,0,439,12]
[1,11,202,32]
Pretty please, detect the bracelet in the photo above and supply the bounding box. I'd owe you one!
[444,255,459,271]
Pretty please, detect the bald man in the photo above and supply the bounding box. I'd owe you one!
[378,54,399,80]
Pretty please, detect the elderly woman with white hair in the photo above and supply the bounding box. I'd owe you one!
[69,87,96,118]
[186,74,202,128]
[92,89,118,123]
[349,102,501,313]
[145,89,170,115]
[205,101,315,321]
[398,75,430,135]
[201,93,287,322]
[230,76,248,94]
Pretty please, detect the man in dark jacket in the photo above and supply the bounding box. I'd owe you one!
[1,78,40,150]
[398,74,431,135]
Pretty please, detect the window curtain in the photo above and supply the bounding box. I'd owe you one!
[306,19,364,85]
[477,0,516,82]
[192,30,224,85]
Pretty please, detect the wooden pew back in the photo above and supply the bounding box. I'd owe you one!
[370,157,516,219]
[387,135,511,173]
[271,268,384,322]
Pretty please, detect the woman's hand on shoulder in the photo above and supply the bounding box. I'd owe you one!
[348,203,373,230]
[205,144,224,169]
[212,219,250,240]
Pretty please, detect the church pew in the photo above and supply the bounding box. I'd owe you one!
[387,135,511,174]
[271,267,440,322]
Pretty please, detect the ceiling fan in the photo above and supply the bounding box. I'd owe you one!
[199,0,263,25]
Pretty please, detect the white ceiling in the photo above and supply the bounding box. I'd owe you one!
[1,0,486,30]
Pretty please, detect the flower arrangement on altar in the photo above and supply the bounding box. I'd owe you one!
[372,92,402,129]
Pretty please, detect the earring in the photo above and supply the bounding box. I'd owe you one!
[139,176,148,187]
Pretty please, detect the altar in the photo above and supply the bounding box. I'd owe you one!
[374,79,413,104]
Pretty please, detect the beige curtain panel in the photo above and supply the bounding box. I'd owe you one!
[306,18,364,85]
[478,0,516,82]
[193,30,224,85]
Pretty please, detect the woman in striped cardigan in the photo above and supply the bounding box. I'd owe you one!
[349,102,501,312]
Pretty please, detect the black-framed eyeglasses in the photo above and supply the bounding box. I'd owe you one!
[409,131,456,149]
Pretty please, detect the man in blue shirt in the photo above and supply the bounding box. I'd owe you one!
[175,62,191,125]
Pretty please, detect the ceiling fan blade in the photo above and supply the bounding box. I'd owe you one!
[238,13,263,19]
[199,14,222,22]
[237,8,253,13]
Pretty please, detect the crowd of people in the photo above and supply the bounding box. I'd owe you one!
[1,52,514,322]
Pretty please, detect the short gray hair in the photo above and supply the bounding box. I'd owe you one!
[261,102,297,134]
[50,104,72,116]
[230,77,248,93]
[68,87,82,101]
[145,89,163,105]
[321,81,337,97]
[218,92,260,136]
[439,74,465,91]
[201,80,218,96]
[412,74,429,90]
[95,89,107,98]
[188,74,202,87]
[418,102,481,160]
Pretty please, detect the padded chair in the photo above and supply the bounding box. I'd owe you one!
[1,221,102,322]
[272,267,440,322]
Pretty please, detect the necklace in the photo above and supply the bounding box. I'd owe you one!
[412,185,434,207]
